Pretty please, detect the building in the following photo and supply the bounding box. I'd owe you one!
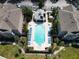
[0,3,23,43]
[58,5,79,44]
[16,1,33,8]
[65,0,79,10]
[0,3,23,33]
[59,10,78,33]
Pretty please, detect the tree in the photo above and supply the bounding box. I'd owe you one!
[38,0,44,9]
[53,19,59,35]
[22,7,33,23]
[22,23,28,35]
[45,54,48,59]
[19,37,27,48]
[51,7,59,20]
[51,7,60,46]
[14,35,20,44]
[51,7,59,36]
[48,47,53,53]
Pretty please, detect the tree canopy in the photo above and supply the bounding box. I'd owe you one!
[22,7,33,22]
[38,0,44,9]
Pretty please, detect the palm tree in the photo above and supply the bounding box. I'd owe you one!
[37,0,45,8]
[22,7,33,23]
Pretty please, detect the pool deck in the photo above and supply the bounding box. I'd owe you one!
[28,11,52,51]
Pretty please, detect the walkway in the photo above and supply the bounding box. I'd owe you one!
[53,46,65,55]
[0,56,6,59]
[16,45,25,54]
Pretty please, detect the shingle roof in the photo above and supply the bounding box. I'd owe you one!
[17,1,33,7]
[63,4,74,12]
[0,3,3,8]
[73,11,79,22]
[0,3,23,32]
[59,10,79,32]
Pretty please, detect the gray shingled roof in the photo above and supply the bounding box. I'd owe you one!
[17,1,33,7]
[0,3,23,33]
[63,4,74,12]
[59,10,79,32]
[73,11,79,22]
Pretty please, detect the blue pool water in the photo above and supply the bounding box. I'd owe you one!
[34,24,45,45]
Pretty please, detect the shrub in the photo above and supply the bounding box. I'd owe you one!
[22,23,28,35]
[18,37,27,49]
[15,53,19,57]
[54,46,59,51]
[20,57,24,59]
[48,47,53,52]
[38,0,44,8]
[59,41,65,46]
[18,49,21,54]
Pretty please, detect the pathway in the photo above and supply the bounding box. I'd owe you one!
[16,45,25,54]
[0,56,6,59]
[53,46,65,55]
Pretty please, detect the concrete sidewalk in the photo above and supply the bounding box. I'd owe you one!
[0,56,6,59]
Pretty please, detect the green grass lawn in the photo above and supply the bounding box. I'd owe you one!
[0,45,79,59]
[0,45,45,59]
[47,47,79,59]
[57,47,79,59]
[0,45,19,59]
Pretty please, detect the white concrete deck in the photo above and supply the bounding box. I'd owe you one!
[28,10,52,51]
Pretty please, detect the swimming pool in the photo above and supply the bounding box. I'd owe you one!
[34,24,45,45]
